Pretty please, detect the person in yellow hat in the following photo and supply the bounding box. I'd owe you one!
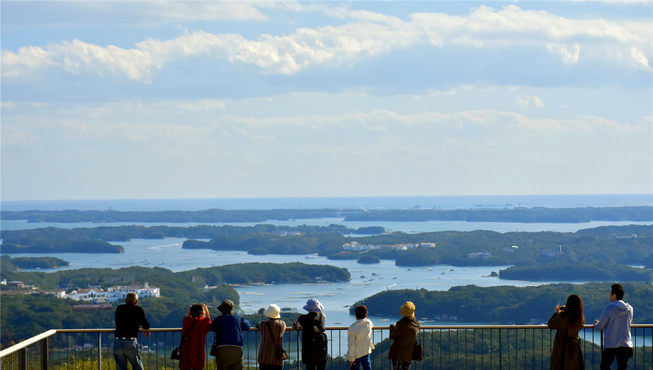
[388,301,420,370]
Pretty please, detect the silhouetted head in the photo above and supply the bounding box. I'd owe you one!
[125,292,138,305]
[189,304,204,318]
[611,283,625,301]
[564,294,585,328]
[218,299,235,314]
[354,305,368,320]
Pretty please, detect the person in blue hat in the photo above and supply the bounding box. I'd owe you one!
[294,298,328,370]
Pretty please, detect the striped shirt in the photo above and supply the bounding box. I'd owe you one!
[257,319,287,366]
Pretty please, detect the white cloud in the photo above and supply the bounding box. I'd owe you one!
[516,95,545,109]
[2,5,651,81]
[630,47,651,70]
[546,43,581,65]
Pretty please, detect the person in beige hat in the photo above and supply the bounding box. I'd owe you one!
[388,301,420,370]
[256,304,287,370]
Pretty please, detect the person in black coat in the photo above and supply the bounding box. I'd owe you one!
[294,298,327,370]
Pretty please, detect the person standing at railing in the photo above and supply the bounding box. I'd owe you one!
[594,283,634,370]
[256,304,287,370]
[346,305,374,370]
[209,299,251,370]
[114,292,151,370]
[294,298,328,370]
[547,294,585,370]
[179,303,212,370]
[388,301,420,370]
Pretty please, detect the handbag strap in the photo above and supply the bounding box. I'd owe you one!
[181,319,199,344]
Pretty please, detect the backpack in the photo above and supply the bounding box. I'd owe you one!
[309,314,327,347]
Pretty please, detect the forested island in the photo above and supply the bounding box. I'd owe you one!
[499,262,652,281]
[0,262,348,345]
[2,225,652,281]
[351,282,653,324]
[2,206,651,223]
[1,256,69,271]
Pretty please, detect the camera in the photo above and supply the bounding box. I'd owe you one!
[559,305,566,311]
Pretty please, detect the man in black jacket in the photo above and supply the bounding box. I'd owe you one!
[114,292,150,370]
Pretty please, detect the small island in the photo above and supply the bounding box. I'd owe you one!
[1,256,70,270]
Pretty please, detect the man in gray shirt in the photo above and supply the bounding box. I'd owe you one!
[594,283,633,370]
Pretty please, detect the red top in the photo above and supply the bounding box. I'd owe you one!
[179,315,212,369]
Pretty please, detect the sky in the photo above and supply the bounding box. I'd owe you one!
[1,1,652,201]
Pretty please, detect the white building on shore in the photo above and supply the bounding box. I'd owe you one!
[64,283,160,302]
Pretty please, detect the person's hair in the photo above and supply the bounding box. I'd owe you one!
[189,304,204,318]
[125,292,138,304]
[611,283,625,300]
[354,305,367,320]
[563,294,585,329]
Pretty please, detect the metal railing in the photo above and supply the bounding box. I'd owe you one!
[1,325,652,369]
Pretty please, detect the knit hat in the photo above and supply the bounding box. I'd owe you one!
[399,301,415,318]
[303,298,324,313]
[263,304,281,319]
[218,299,235,314]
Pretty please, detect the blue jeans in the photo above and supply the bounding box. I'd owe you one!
[113,339,143,370]
[350,354,371,370]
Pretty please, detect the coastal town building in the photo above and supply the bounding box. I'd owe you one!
[63,283,160,302]
[342,241,436,251]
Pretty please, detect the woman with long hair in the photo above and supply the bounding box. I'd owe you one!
[548,294,585,370]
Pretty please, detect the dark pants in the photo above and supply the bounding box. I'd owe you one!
[259,364,282,370]
[305,362,326,370]
[350,354,371,370]
[391,359,412,370]
[601,347,633,370]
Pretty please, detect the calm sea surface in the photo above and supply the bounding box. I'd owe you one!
[2,195,652,328]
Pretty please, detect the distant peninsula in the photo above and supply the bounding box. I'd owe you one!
[2,206,651,223]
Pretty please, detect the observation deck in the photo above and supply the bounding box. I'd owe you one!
[2,324,652,369]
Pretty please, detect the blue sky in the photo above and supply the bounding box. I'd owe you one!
[1,1,652,200]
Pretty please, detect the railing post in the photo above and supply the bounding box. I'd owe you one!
[98,332,102,370]
[40,336,49,370]
[498,328,502,369]
[296,330,300,370]
[18,348,27,370]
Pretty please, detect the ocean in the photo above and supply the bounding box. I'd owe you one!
[2,194,652,212]
[1,194,652,331]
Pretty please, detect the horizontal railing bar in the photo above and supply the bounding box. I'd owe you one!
[14,323,653,335]
[0,329,57,357]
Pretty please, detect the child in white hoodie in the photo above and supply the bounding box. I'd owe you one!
[346,305,375,370]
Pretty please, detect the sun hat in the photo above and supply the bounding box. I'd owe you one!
[399,301,415,318]
[263,304,281,319]
[303,298,324,313]
[218,299,235,314]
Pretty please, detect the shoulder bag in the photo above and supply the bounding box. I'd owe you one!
[171,319,198,360]
[412,341,423,361]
